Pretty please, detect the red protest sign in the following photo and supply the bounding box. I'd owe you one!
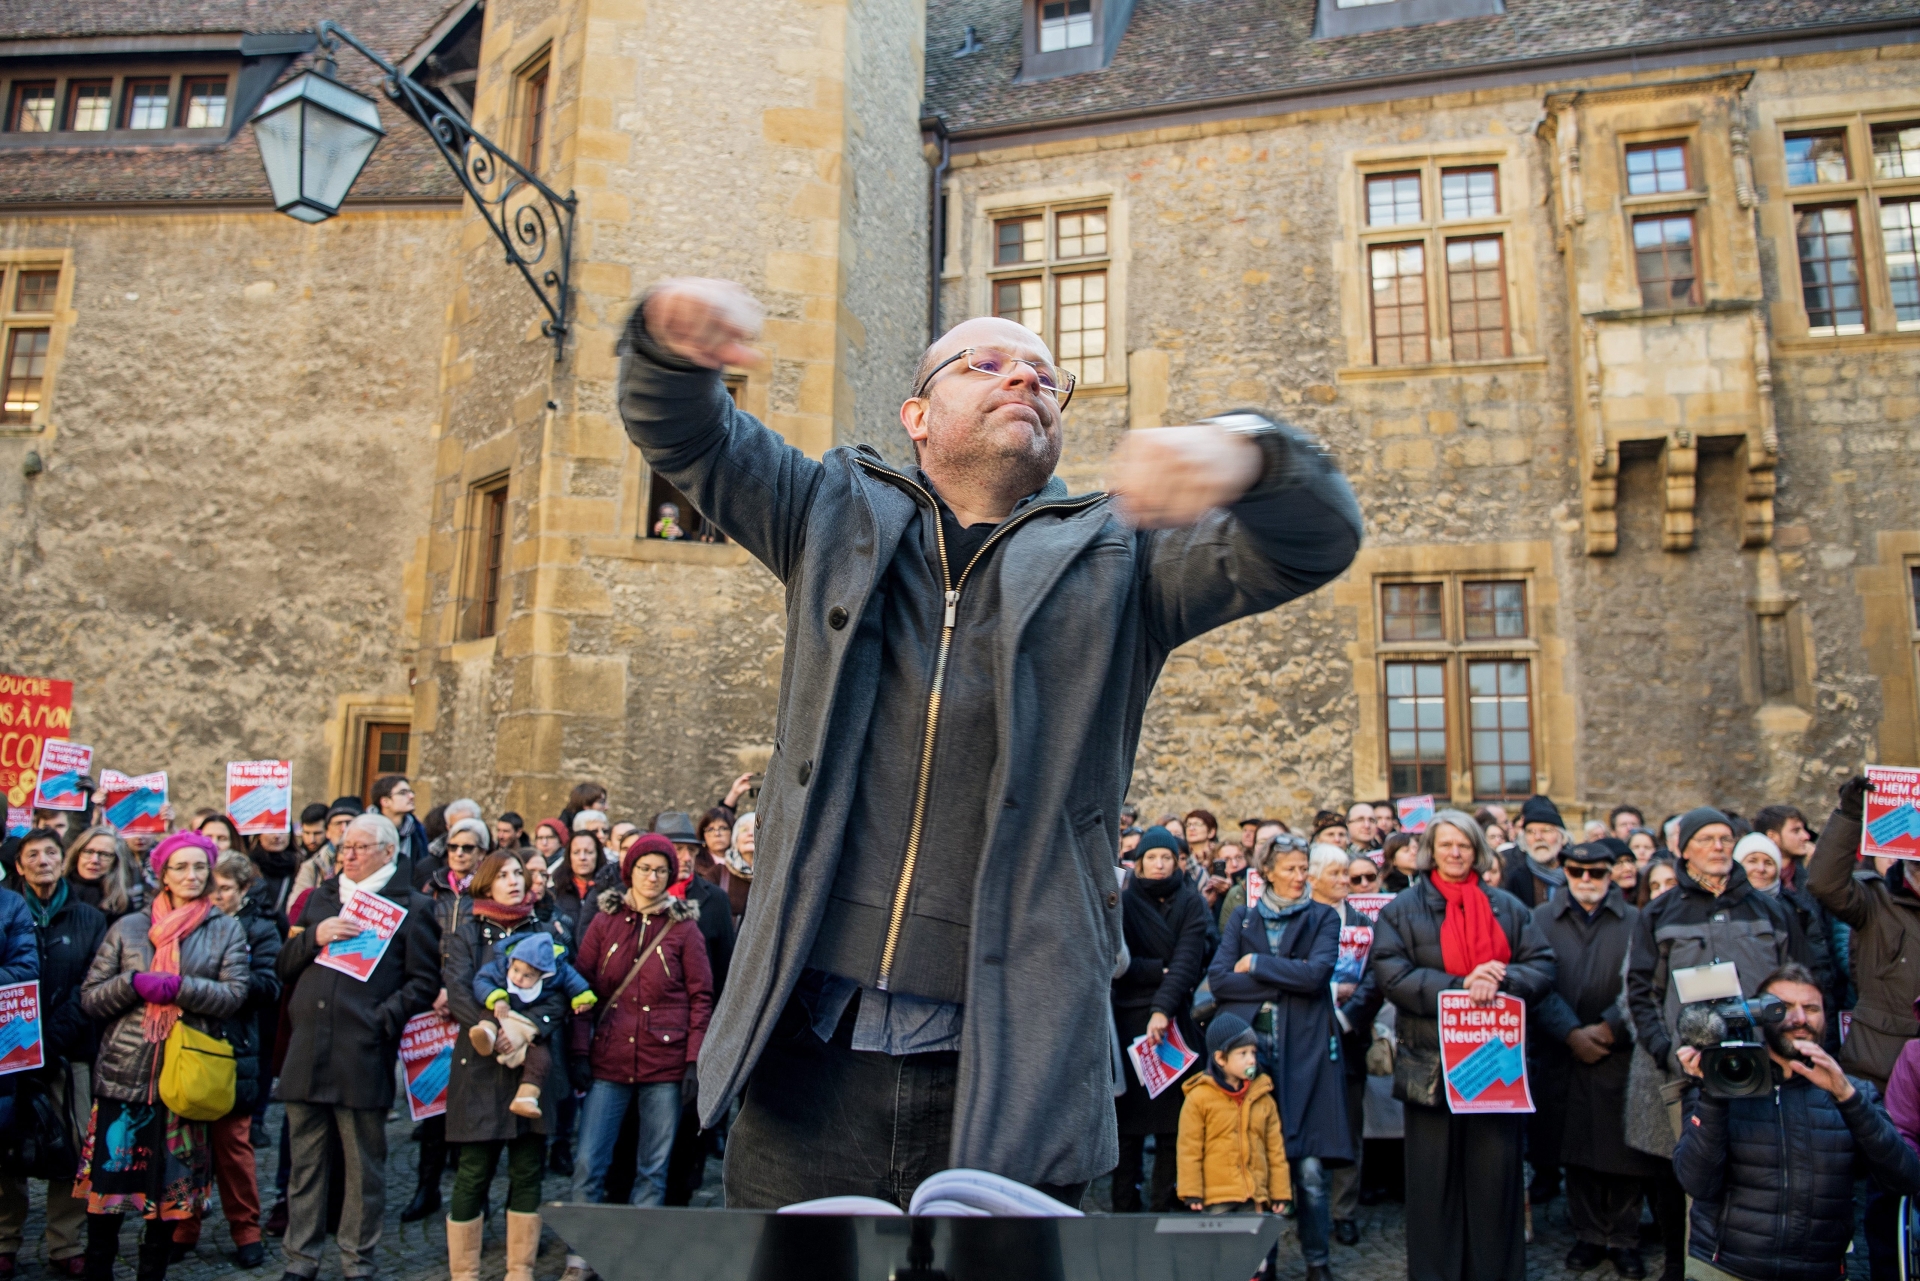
[0,981,45,1076]
[1862,767,1920,862]
[1345,892,1394,921]
[0,675,73,811]
[101,770,168,835]
[316,890,408,982]
[227,760,293,836]
[399,1012,459,1121]
[1438,991,1534,1114]
[32,741,93,812]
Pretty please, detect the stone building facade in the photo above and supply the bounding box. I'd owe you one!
[2,0,1918,830]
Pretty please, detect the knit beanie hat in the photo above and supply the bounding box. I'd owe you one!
[1206,1011,1258,1058]
[1676,807,1732,856]
[507,933,558,976]
[620,833,677,886]
[1134,826,1182,858]
[150,830,218,882]
[1519,795,1565,830]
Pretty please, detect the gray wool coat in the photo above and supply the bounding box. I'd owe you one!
[619,309,1363,1186]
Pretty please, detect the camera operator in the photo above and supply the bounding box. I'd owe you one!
[1672,964,1920,1281]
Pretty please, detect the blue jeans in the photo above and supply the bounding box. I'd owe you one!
[572,1080,682,1206]
[1293,1155,1332,1267]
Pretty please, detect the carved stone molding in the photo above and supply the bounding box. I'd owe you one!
[1663,430,1698,552]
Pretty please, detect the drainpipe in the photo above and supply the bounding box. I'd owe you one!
[922,114,950,344]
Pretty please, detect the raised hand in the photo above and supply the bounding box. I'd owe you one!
[641,278,764,370]
[1105,423,1264,529]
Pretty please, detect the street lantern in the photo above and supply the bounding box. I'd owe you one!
[250,68,386,223]
[246,21,576,358]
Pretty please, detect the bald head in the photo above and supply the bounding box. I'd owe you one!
[900,316,1065,520]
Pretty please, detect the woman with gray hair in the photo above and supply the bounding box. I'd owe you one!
[1371,810,1556,1281]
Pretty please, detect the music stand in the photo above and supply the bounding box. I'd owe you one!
[543,1204,1280,1281]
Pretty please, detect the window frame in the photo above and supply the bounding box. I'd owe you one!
[0,257,69,433]
[63,78,113,132]
[1352,154,1521,370]
[461,475,512,640]
[1793,202,1868,337]
[1762,110,1920,340]
[8,81,56,133]
[0,63,241,139]
[358,723,412,804]
[1373,572,1540,803]
[120,77,173,130]
[520,60,550,175]
[177,75,229,130]
[981,197,1119,391]
[1623,140,1693,197]
[1630,211,1703,310]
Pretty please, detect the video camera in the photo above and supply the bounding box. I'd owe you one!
[1677,992,1788,1099]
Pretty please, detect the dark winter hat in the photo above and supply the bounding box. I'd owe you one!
[507,933,558,976]
[1519,795,1565,830]
[1599,836,1633,861]
[326,797,364,823]
[1563,841,1614,866]
[621,833,677,886]
[1311,809,1345,835]
[1206,1012,1258,1058]
[653,811,699,845]
[1135,826,1182,858]
[1676,807,1733,855]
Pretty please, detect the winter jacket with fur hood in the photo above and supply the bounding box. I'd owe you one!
[575,890,713,1085]
[1176,1070,1291,1207]
[80,906,249,1102]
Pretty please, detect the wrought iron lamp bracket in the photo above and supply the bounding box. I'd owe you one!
[316,21,577,360]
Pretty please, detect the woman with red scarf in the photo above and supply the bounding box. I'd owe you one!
[441,850,563,1281]
[1372,810,1556,1281]
[75,831,250,1281]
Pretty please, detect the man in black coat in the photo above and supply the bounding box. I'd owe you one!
[1533,843,1666,1280]
[0,828,105,1278]
[1673,963,1920,1281]
[276,814,440,1281]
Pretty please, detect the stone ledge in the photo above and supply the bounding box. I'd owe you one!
[1775,329,1920,355]
[1336,355,1548,382]
[587,537,753,567]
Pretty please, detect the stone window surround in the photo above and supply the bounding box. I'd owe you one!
[966,180,1129,396]
[323,693,417,805]
[460,471,511,642]
[1333,540,1573,812]
[512,45,552,177]
[0,249,73,437]
[1338,140,1543,378]
[1611,122,1719,312]
[1753,100,1920,345]
[612,375,755,567]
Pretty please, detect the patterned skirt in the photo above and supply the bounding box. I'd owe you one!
[72,1098,213,1220]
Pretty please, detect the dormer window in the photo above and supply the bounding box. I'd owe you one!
[1039,0,1093,52]
[67,81,112,131]
[10,83,55,132]
[182,79,229,129]
[1315,0,1504,38]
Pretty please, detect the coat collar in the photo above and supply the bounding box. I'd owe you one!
[1546,884,1627,921]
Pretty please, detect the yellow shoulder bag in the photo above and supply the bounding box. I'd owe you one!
[159,1020,235,1121]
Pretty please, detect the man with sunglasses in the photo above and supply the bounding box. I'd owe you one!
[619,277,1363,1208]
[1534,843,1666,1279]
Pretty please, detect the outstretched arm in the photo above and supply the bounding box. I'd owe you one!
[1115,416,1363,652]
[618,279,825,584]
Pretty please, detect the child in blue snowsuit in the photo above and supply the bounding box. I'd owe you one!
[469,933,596,1118]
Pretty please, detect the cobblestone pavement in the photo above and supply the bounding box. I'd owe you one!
[4,1110,1868,1281]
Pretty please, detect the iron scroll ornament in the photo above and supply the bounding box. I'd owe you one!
[314,21,577,360]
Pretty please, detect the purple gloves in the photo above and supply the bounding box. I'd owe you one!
[131,971,182,1005]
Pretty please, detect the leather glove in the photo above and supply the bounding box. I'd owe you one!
[131,971,181,1004]
[1839,774,1876,822]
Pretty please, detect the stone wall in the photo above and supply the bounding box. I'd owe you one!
[0,208,457,813]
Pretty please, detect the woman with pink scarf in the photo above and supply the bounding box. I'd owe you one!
[75,831,250,1281]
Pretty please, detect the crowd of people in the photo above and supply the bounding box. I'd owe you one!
[0,770,1914,1281]
[1116,783,1920,1281]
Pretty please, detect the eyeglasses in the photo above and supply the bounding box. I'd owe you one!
[914,347,1078,408]
[447,842,481,854]
[1270,836,1308,851]
[1565,865,1613,880]
[633,865,672,880]
[338,841,385,856]
[1349,869,1379,885]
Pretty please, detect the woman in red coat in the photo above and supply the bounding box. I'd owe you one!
[569,834,713,1211]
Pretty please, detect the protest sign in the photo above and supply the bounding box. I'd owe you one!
[1336,924,1374,985]
[399,1011,460,1121]
[1438,990,1533,1114]
[1396,795,1436,834]
[0,674,73,811]
[31,741,92,812]
[1345,892,1394,921]
[4,807,28,838]
[1245,867,1264,904]
[315,890,408,982]
[0,982,44,1076]
[101,770,168,835]
[227,760,293,836]
[1862,766,1920,862]
[1126,1023,1199,1100]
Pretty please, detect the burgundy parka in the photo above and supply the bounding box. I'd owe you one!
[574,889,714,1084]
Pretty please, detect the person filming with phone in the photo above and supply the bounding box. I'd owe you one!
[1672,963,1920,1281]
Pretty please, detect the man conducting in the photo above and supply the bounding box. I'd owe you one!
[620,278,1363,1206]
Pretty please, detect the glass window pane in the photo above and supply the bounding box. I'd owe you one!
[1797,205,1865,334]
[1385,661,1449,790]
[1626,142,1689,196]
[1463,580,1527,639]
[1056,270,1106,386]
[1056,208,1106,259]
[1382,582,1443,641]
[1039,0,1093,51]
[1445,236,1508,361]
[1784,130,1850,186]
[1873,121,1920,180]
[14,270,58,313]
[1466,660,1531,800]
[12,83,55,132]
[995,217,1044,266]
[125,80,170,130]
[1885,199,1920,330]
[1440,167,1499,219]
[1366,173,1423,226]
[2,328,51,423]
[993,276,1043,333]
[66,81,112,131]
[1634,214,1698,309]
[1369,243,1428,366]
[183,78,228,129]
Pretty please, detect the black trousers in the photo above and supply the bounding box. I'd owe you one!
[1111,1133,1178,1213]
[1566,1164,1642,1249]
[1526,1055,1566,1195]
[1403,1102,1526,1281]
[724,994,1085,1210]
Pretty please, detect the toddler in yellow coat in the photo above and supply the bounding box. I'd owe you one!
[1177,1011,1291,1212]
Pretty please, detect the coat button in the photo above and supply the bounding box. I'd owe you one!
[1106,891,1118,908]
[828,606,849,630]
[798,759,812,785]
[317,1000,326,1009]
[643,1006,649,1012]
